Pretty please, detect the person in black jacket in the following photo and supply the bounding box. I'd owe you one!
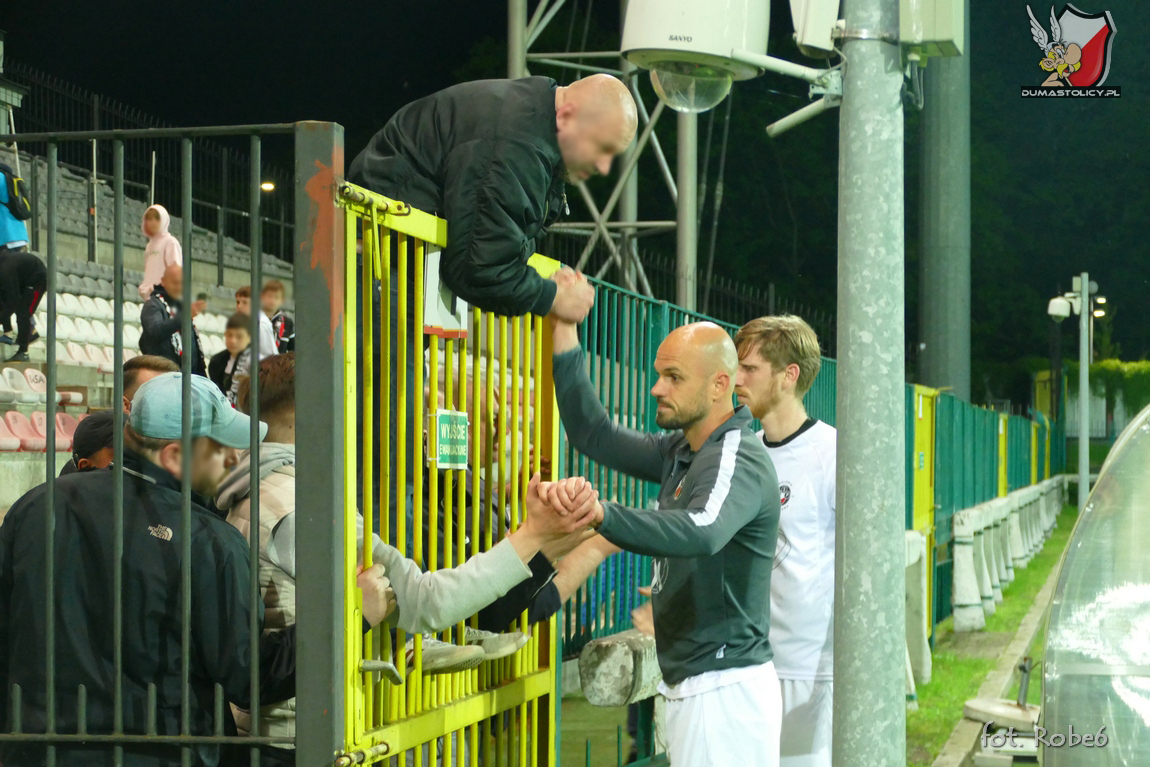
[350,74,636,537]
[208,313,252,405]
[0,248,46,363]
[139,262,206,376]
[0,372,395,767]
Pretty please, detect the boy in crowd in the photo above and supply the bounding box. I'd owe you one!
[208,313,252,406]
[261,280,294,354]
[235,286,278,360]
[59,410,116,476]
[735,315,836,767]
[138,204,183,300]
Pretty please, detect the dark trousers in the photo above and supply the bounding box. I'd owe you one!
[0,245,44,353]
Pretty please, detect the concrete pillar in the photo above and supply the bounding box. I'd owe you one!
[918,0,971,400]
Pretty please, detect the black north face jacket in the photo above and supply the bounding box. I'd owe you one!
[349,76,568,317]
[0,451,296,766]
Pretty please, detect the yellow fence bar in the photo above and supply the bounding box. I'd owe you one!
[337,183,559,764]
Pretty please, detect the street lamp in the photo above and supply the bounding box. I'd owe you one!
[1048,273,1097,514]
[260,181,275,192]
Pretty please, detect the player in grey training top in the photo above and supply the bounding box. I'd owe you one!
[545,319,783,767]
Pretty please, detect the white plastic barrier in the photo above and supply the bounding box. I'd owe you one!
[951,476,1066,632]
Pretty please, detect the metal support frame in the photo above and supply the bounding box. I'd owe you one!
[675,111,697,311]
[1077,272,1089,515]
[293,120,348,764]
[514,0,684,298]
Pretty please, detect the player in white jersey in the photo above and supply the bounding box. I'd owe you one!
[735,315,835,767]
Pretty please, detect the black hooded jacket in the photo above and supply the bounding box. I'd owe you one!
[0,451,295,766]
[349,76,568,317]
[139,284,206,376]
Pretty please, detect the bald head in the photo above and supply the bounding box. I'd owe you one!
[160,263,183,298]
[651,322,737,435]
[555,75,638,181]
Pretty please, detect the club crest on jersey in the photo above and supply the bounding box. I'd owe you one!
[780,482,792,507]
[674,477,685,500]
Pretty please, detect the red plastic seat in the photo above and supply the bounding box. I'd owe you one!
[0,418,20,451]
[4,412,46,452]
[56,412,79,441]
[30,411,71,453]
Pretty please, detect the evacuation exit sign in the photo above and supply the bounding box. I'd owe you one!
[428,409,469,469]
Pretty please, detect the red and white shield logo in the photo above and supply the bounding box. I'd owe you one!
[1059,5,1117,86]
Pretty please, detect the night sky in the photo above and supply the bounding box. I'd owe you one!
[3,1,1148,403]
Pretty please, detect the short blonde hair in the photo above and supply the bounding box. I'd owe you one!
[735,315,822,396]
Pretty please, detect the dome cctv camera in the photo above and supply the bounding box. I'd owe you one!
[1047,296,1072,321]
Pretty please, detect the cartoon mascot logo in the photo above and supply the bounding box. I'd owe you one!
[1027,4,1116,88]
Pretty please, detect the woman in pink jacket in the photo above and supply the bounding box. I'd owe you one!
[138,204,183,300]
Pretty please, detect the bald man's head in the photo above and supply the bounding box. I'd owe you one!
[159,263,183,299]
[650,322,737,431]
[555,75,638,181]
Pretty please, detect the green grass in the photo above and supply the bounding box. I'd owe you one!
[560,696,630,767]
[1066,440,1111,472]
[905,503,1077,766]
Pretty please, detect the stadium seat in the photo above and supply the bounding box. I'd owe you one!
[59,293,83,318]
[122,324,141,349]
[67,342,96,368]
[94,297,114,321]
[72,318,95,344]
[56,316,78,342]
[0,373,17,404]
[21,368,82,405]
[90,320,113,347]
[96,279,114,300]
[90,345,115,374]
[81,276,100,297]
[123,301,141,324]
[76,412,89,423]
[1,368,39,404]
[0,418,20,451]
[56,413,79,443]
[29,411,71,452]
[4,412,45,452]
[78,294,99,319]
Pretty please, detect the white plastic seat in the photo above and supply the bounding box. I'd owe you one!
[123,301,141,324]
[59,293,83,318]
[90,320,114,347]
[1,368,40,404]
[86,344,110,372]
[0,372,17,404]
[123,324,141,349]
[56,316,78,342]
[66,342,96,368]
[72,318,95,344]
[94,297,114,321]
[55,341,75,366]
[96,346,117,374]
[78,294,98,319]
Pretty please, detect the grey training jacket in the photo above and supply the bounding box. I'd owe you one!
[554,348,781,686]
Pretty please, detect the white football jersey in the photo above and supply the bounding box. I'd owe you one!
[762,419,836,681]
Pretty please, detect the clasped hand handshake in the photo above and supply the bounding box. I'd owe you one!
[524,472,604,539]
[550,266,595,324]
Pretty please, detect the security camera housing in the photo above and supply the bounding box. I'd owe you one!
[621,0,769,80]
[1047,296,1072,320]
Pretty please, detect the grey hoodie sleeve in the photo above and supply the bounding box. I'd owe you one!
[553,348,667,484]
[269,513,533,634]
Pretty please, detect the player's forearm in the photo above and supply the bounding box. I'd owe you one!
[597,502,725,558]
[552,534,621,602]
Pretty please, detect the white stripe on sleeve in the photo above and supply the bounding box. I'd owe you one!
[690,430,741,527]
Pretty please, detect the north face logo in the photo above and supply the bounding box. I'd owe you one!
[148,525,173,541]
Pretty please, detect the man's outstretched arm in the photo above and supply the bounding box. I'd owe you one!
[552,321,665,484]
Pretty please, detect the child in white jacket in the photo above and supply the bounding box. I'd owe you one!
[139,204,183,300]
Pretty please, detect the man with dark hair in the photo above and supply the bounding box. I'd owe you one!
[122,354,180,414]
[139,263,206,376]
[235,286,277,361]
[208,313,252,405]
[59,410,116,476]
[0,372,397,766]
[260,280,294,354]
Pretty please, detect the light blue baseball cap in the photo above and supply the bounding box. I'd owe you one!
[130,372,267,448]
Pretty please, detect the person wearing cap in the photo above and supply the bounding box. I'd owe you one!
[0,373,398,767]
[59,409,117,476]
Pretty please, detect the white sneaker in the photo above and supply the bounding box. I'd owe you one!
[464,627,529,660]
[406,636,485,675]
